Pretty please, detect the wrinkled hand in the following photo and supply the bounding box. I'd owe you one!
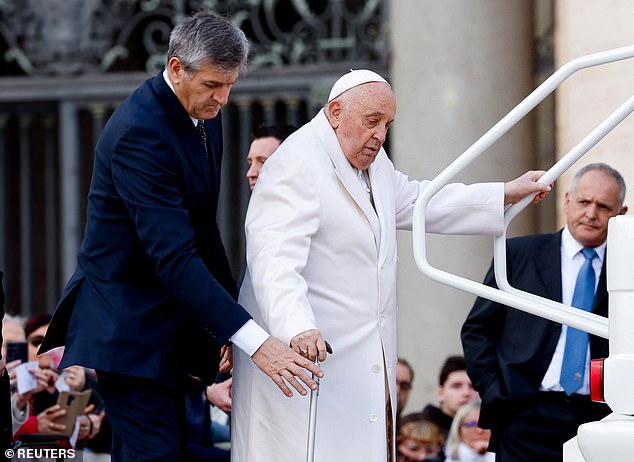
[37,404,67,434]
[504,170,551,205]
[290,329,332,362]
[251,336,323,397]
[219,344,232,374]
[206,378,232,414]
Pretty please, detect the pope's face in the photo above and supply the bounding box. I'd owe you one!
[168,57,239,120]
[328,83,396,170]
[564,169,626,248]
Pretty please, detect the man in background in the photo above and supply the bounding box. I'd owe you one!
[462,163,626,461]
[396,357,414,421]
[246,125,297,191]
[422,356,478,438]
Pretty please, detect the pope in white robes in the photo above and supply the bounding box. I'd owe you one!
[231,70,549,462]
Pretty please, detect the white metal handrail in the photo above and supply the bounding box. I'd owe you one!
[412,44,634,339]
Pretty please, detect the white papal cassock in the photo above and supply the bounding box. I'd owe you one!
[231,108,505,462]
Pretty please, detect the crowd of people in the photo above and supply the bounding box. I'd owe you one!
[0,8,623,462]
[396,356,495,462]
[1,313,110,460]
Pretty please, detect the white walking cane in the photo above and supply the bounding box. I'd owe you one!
[305,357,320,462]
[305,341,332,462]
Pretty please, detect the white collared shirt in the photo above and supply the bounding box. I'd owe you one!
[162,69,199,127]
[539,226,605,394]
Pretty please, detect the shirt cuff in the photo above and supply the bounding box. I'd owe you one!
[230,319,269,357]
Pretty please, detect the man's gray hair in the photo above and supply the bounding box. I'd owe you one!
[167,11,248,75]
[569,162,627,208]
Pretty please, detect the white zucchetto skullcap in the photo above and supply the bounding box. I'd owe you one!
[327,69,390,102]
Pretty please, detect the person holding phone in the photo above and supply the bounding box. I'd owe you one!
[4,341,27,365]
[8,314,61,439]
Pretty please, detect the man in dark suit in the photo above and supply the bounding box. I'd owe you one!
[41,11,321,462]
[461,163,628,462]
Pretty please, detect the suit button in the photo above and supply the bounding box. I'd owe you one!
[371,365,381,374]
[369,415,378,423]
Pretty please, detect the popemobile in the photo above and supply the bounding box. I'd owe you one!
[411,44,634,462]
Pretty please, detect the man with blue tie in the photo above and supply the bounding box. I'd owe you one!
[462,163,628,461]
[40,11,321,461]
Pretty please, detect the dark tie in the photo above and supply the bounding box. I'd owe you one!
[197,120,209,158]
[560,247,597,395]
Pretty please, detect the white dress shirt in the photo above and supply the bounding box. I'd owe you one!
[539,226,605,394]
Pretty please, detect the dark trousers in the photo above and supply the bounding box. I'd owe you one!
[97,371,187,462]
[494,392,609,462]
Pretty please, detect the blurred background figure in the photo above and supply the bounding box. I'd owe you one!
[2,314,28,435]
[422,356,478,438]
[9,313,106,455]
[185,379,230,462]
[396,357,414,420]
[1,272,12,455]
[24,314,52,365]
[445,401,494,462]
[2,314,26,359]
[246,124,297,191]
[396,414,444,462]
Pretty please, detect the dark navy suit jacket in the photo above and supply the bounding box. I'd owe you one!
[42,72,251,385]
[461,231,610,430]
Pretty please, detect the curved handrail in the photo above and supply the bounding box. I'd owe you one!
[412,44,634,339]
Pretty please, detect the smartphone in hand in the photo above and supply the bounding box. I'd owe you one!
[5,341,28,364]
[55,390,92,437]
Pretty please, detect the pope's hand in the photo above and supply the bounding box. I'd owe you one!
[251,336,323,397]
[290,329,332,362]
[504,170,551,205]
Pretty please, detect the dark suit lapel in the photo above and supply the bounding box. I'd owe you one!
[531,231,563,302]
[593,257,608,316]
[149,74,214,198]
[203,114,223,199]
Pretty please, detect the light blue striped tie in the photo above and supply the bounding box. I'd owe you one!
[560,247,597,395]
